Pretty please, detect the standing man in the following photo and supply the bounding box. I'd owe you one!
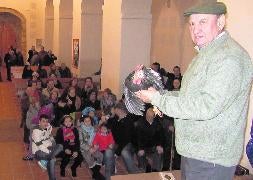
[4,49,16,81]
[136,1,253,180]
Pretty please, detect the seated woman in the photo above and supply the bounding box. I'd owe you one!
[82,90,101,111]
[22,63,33,79]
[57,87,81,121]
[49,73,62,89]
[81,77,97,102]
[78,115,104,180]
[55,115,83,177]
[63,78,82,97]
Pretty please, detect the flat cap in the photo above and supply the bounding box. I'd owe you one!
[184,1,227,16]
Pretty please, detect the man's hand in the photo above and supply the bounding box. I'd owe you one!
[135,87,157,103]
[156,146,164,154]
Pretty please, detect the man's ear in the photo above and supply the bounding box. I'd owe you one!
[217,14,226,31]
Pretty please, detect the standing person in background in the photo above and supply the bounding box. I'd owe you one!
[28,45,36,63]
[136,1,253,180]
[4,49,16,81]
[16,49,24,66]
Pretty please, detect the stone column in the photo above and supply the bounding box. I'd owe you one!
[101,0,152,97]
[79,0,103,78]
[53,0,60,58]
[45,0,54,51]
[58,0,73,67]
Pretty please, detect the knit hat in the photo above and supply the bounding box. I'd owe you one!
[82,107,96,116]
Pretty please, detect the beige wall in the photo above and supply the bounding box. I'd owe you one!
[219,0,253,173]
[151,0,197,73]
[0,0,46,57]
[101,0,121,96]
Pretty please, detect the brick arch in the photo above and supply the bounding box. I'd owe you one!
[0,7,26,57]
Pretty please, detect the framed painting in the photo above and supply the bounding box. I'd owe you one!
[73,39,79,68]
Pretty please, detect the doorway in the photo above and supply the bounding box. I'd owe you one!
[0,8,26,59]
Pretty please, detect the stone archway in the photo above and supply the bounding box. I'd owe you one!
[0,7,26,58]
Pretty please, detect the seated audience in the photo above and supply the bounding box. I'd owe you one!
[166,66,182,90]
[28,72,40,87]
[37,64,48,78]
[135,108,164,172]
[32,114,63,180]
[22,63,33,79]
[47,50,57,64]
[82,90,101,110]
[47,63,61,78]
[59,63,72,78]
[30,51,40,66]
[57,87,81,121]
[26,81,41,102]
[81,77,97,101]
[78,115,104,180]
[172,78,181,91]
[42,79,60,100]
[100,88,117,111]
[64,78,82,98]
[150,62,166,84]
[92,123,115,180]
[49,73,62,89]
[81,107,99,126]
[56,115,83,177]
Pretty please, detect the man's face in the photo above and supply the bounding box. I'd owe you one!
[39,118,49,129]
[151,64,159,72]
[47,80,54,89]
[85,79,92,87]
[173,67,180,76]
[189,14,221,48]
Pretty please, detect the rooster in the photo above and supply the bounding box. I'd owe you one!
[123,65,164,116]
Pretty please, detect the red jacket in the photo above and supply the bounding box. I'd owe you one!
[92,131,114,151]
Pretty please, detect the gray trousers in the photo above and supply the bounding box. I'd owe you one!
[181,156,236,180]
[81,150,103,168]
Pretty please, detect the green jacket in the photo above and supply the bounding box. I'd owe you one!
[151,32,253,166]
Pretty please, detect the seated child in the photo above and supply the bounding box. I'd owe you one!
[32,114,63,180]
[81,107,99,126]
[78,115,104,180]
[92,123,115,179]
[55,115,83,177]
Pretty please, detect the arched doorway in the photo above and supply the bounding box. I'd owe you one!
[0,8,26,59]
